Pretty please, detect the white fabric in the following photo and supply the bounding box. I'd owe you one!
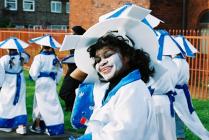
[0,53,29,120]
[173,58,209,139]
[29,54,64,126]
[0,63,5,87]
[151,56,178,140]
[85,80,159,140]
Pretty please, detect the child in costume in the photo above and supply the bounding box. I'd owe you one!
[0,48,30,135]
[29,35,64,136]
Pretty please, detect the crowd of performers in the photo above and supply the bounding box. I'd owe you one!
[0,3,208,140]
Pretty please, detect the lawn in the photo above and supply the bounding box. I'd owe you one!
[24,70,209,140]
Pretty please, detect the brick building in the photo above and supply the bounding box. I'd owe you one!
[70,0,209,30]
[0,0,69,29]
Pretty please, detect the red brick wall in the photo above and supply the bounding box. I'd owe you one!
[70,0,208,30]
[150,0,183,29]
[187,0,209,29]
[70,0,150,29]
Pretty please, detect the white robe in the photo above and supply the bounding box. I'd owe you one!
[173,57,209,139]
[29,52,64,136]
[0,52,29,128]
[83,70,159,140]
[150,56,178,140]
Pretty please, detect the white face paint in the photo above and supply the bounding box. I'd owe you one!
[95,48,123,81]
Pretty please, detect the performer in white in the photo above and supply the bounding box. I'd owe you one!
[0,49,30,134]
[29,35,64,136]
[66,14,167,139]
[173,35,209,140]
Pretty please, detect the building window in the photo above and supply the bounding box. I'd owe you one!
[66,2,69,13]
[51,1,62,13]
[23,0,35,12]
[4,0,17,11]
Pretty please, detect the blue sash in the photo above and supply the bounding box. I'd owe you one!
[175,84,194,114]
[38,72,57,81]
[166,91,177,117]
[5,69,23,105]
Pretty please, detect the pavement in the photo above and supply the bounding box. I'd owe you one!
[0,127,80,140]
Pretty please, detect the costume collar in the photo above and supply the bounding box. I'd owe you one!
[102,69,141,106]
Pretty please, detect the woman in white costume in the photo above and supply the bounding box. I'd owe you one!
[70,31,159,140]
[29,45,64,136]
[0,49,30,134]
[173,44,209,139]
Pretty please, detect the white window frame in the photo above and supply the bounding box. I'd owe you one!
[66,2,69,13]
[4,0,17,11]
[51,1,62,13]
[23,0,35,12]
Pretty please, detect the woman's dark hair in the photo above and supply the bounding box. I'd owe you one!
[87,33,155,83]
[72,26,86,35]
[8,49,24,67]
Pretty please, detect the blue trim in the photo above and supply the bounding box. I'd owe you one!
[5,69,23,105]
[106,3,132,19]
[175,84,195,114]
[49,35,58,48]
[169,35,186,57]
[13,38,24,52]
[181,36,195,57]
[61,54,74,63]
[46,123,64,136]
[0,115,27,128]
[77,133,92,140]
[102,70,141,106]
[166,91,177,117]
[52,57,62,68]
[38,72,57,81]
[157,31,165,61]
[142,18,158,36]
[40,50,54,55]
[29,35,47,43]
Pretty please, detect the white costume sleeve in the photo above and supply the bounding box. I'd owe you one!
[92,81,156,140]
[29,55,41,81]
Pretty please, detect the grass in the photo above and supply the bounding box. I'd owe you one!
[24,70,209,139]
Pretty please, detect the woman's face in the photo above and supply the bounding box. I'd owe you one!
[94,47,124,81]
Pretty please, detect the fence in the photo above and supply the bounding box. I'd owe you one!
[0,29,208,99]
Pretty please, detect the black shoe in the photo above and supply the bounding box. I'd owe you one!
[29,126,42,134]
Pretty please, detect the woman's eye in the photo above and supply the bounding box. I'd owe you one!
[104,51,115,58]
[94,57,101,64]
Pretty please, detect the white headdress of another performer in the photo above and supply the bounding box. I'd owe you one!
[0,37,29,52]
[155,29,186,60]
[29,34,61,49]
[173,35,198,57]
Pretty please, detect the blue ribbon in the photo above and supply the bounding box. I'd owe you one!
[102,70,141,106]
[46,123,64,136]
[38,72,57,81]
[106,3,132,19]
[147,86,155,96]
[5,69,23,105]
[175,84,195,114]
[166,91,177,117]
